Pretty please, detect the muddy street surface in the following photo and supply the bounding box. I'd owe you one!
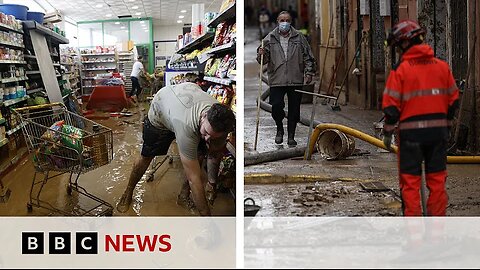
[244,28,480,217]
[0,103,235,216]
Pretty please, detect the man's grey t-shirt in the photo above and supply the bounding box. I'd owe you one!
[147,82,217,160]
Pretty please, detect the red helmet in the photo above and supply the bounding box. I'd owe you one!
[387,20,425,46]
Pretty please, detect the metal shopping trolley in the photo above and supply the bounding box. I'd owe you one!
[13,102,114,216]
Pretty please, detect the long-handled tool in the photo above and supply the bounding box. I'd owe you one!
[325,22,352,97]
[331,34,366,111]
[305,12,334,159]
[254,40,264,151]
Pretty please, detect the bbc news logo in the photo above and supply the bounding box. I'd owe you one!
[22,232,171,254]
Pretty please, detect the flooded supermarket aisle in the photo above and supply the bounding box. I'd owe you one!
[0,105,235,216]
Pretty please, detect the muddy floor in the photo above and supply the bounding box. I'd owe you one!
[0,102,235,216]
[243,27,480,217]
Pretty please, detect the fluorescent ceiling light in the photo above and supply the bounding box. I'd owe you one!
[135,12,141,16]
[179,15,184,19]
[115,22,120,25]
[132,6,139,9]
[144,30,148,32]
[140,21,145,24]
[129,0,135,2]
[121,26,125,29]
[106,14,112,17]
[180,10,187,13]
[177,20,183,23]
[95,4,103,8]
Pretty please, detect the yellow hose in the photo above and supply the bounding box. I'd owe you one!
[304,123,480,164]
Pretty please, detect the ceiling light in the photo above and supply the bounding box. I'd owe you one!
[128,0,135,2]
[144,30,148,32]
[140,21,145,24]
[115,22,120,25]
[180,10,187,13]
[178,15,184,19]
[135,12,141,16]
[132,6,139,9]
[121,26,125,29]
[177,20,183,23]
[106,14,112,17]
[125,30,129,33]
[95,4,103,8]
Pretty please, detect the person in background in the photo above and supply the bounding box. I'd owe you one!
[257,11,316,146]
[382,20,459,216]
[288,5,298,28]
[116,82,235,216]
[258,5,271,39]
[111,68,122,79]
[129,56,145,102]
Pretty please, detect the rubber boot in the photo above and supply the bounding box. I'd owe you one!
[287,120,297,146]
[275,121,284,144]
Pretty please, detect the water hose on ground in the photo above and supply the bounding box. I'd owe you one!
[305,123,480,164]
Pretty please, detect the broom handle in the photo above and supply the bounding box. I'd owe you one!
[254,40,264,151]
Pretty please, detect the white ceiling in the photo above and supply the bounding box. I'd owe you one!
[41,0,223,25]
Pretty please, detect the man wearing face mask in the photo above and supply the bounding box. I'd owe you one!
[257,11,316,146]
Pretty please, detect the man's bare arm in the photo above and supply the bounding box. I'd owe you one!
[180,154,211,216]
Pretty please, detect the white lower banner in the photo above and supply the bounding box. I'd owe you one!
[0,217,235,268]
[244,217,480,268]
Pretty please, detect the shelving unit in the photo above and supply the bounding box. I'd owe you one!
[117,51,134,94]
[80,49,118,97]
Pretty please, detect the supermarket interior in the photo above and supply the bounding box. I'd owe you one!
[0,0,236,216]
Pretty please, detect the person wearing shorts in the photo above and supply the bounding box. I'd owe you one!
[117,82,235,216]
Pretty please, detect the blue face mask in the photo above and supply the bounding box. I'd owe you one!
[279,22,291,32]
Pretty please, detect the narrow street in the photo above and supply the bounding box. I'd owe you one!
[243,27,480,217]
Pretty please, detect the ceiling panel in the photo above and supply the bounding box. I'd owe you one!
[44,0,223,25]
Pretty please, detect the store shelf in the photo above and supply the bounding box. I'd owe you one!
[81,61,116,63]
[25,71,40,75]
[1,96,28,107]
[0,138,8,148]
[206,42,236,55]
[61,62,75,66]
[53,63,61,67]
[0,118,5,125]
[83,68,116,71]
[6,124,24,136]
[83,85,94,88]
[83,77,95,80]
[176,32,215,54]
[203,76,233,85]
[1,76,27,83]
[208,3,236,28]
[23,21,69,44]
[0,60,27,64]
[0,40,24,48]
[81,53,115,56]
[27,87,44,94]
[0,23,23,34]
[23,55,36,59]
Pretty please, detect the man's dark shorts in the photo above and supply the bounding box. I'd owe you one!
[141,117,228,158]
[141,117,176,157]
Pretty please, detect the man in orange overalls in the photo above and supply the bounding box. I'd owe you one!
[382,20,459,216]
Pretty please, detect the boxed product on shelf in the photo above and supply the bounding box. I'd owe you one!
[0,47,23,61]
[206,84,234,105]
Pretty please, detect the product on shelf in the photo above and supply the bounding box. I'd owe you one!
[215,54,234,79]
[0,47,24,61]
[206,84,234,106]
[80,47,116,54]
[170,73,198,85]
[0,13,23,32]
[227,55,236,79]
[204,58,222,77]
[0,31,23,46]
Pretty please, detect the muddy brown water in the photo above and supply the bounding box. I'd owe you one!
[0,105,235,216]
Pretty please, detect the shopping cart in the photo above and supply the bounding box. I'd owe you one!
[13,102,114,216]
